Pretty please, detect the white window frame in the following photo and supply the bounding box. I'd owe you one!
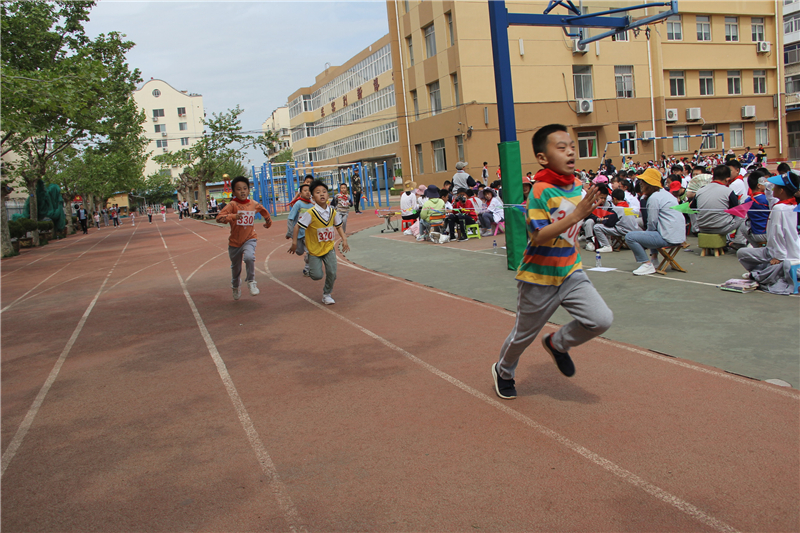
[407,36,414,66]
[153,109,165,118]
[696,15,711,41]
[456,134,464,162]
[577,131,598,159]
[573,65,593,99]
[612,30,628,41]
[424,24,437,58]
[751,17,765,42]
[411,89,419,120]
[699,70,714,95]
[727,70,741,95]
[428,81,442,116]
[755,122,769,146]
[667,15,682,41]
[179,122,187,131]
[753,70,766,94]
[669,71,685,96]
[786,13,800,34]
[416,144,424,174]
[701,125,717,150]
[432,139,447,172]
[618,125,637,156]
[181,137,190,146]
[672,126,689,152]
[725,17,739,42]
[447,12,454,46]
[730,123,744,148]
[787,73,800,93]
[156,139,168,148]
[614,66,634,98]
[451,72,460,106]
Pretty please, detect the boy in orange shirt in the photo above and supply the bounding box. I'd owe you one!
[215,176,272,300]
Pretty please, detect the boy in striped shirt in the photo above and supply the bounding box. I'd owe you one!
[492,124,614,400]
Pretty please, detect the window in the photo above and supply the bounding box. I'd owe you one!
[424,24,436,58]
[701,125,717,150]
[618,125,637,155]
[699,71,714,95]
[785,13,800,34]
[612,30,628,41]
[786,44,800,65]
[614,66,634,98]
[152,109,165,118]
[432,139,446,172]
[672,126,689,152]
[415,144,424,173]
[406,37,414,66]
[428,81,441,115]
[456,135,464,162]
[669,71,685,96]
[447,12,454,46]
[667,15,682,40]
[404,0,409,13]
[727,70,741,95]
[730,123,744,148]
[156,139,168,148]
[755,122,769,145]
[751,17,765,41]
[725,17,739,42]
[181,137,190,146]
[696,16,711,41]
[451,73,460,106]
[577,131,597,159]
[573,65,593,99]
[152,89,161,97]
[787,74,800,93]
[411,89,419,119]
[179,122,188,131]
[177,107,186,116]
[154,124,166,133]
[753,70,766,94]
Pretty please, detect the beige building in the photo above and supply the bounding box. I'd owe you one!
[262,106,292,161]
[388,0,787,186]
[286,34,400,185]
[133,79,205,180]
[784,0,800,159]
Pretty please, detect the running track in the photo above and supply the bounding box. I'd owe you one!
[1,214,798,532]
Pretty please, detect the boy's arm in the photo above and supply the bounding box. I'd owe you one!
[216,203,235,224]
[530,186,601,245]
[336,225,349,253]
[256,203,272,228]
[288,221,301,254]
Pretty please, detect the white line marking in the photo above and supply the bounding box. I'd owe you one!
[185,251,226,283]
[103,248,203,294]
[171,219,208,241]
[12,267,108,307]
[157,226,305,533]
[1,226,139,477]
[262,247,740,533]
[338,257,799,398]
[369,233,505,256]
[1,234,89,278]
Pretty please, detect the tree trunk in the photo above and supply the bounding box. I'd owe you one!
[25,177,40,246]
[63,202,75,235]
[198,182,207,215]
[1,189,14,257]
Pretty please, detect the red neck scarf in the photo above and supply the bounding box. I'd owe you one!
[615,201,630,207]
[777,197,798,205]
[232,197,250,205]
[533,168,576,188]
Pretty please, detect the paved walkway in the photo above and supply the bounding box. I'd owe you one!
[1,212,798,532]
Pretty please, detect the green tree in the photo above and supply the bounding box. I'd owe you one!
[271,148,293,164]
[1,0,142,245]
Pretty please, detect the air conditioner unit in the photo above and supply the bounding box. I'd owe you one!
[153,116,158,122]
[756,41,771,53]
[161,132,167,137]
[576,98,593,113]
[666,108,678,122]
[741,105,756,118]
[686,107,702,121]
[572,39,588,54]
[642,131,655,140]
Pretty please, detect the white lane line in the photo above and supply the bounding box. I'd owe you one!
[103,248,203,294]
[185,251,226,283]
[369,233,504,256]
[262,247,740,533]
[157,225,305,533]
[12,267,108,307]
[171,219,208,241]
[338,259,799,398]
[1,232,115,314]
[1,235,89,278]
[1,226,140,477]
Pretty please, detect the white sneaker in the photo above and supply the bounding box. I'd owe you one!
[322,293,335,305]
[247,281,259,296]
[742,272,752,279]
[302,266,310,277]
[232,286,241,300]
[416,234,425,242]
[596,245,614,253]
[632,262,656,276]
[585,242,596,251]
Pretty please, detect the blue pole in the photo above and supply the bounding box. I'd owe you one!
[260,163,268,216]
[252,165,261,219]
[310,161,315,179]
[374,163,381,207]
[384,161,390,206]
[268,162,276,216]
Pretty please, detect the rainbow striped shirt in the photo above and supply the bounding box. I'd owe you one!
[515,179,583,286]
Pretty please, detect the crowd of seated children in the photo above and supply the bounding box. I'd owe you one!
[593,189,640,253]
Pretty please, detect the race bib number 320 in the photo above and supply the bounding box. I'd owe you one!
[317,227,335,242]
[237,211,255,226]
[551,199,580,246]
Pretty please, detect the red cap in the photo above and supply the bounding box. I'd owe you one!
[669,181,682,192]
[522,176,532,185]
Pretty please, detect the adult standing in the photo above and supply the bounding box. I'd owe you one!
[351,171,363,214]
[481,162,489,185]
[102,208,109,227]
[624,168,686,276]
[451,162,476,191]
[76,204,88,234]
[161,204,166,222]
[755,144,767,166]
[110,205,119,227]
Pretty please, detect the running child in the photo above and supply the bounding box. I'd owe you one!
[216,176,272,300]
[288,180,349,305]
[286,183,314,277]
[492,124,613,400]
[161,204,166,222]
[130,209,136,227]
[147,206,153,224]
[335,183,351,234]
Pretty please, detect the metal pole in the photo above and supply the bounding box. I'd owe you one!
[384,161,390,206]
[252,165,261,218]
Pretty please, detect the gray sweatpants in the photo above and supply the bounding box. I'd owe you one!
[229,239,257,288]
[309,248,337,295]
[737,247,796,295]
[497,271,613,380]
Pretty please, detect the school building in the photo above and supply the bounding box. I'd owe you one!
[784,0,800,160]
[385,0,787,186]
[261,106,293,161]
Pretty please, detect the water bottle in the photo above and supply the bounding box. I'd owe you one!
[493,240,497,254]
[595,251,602,268]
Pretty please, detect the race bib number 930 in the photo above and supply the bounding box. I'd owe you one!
[237,211,255,226]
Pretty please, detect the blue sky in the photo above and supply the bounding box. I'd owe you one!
[86,1,390,164]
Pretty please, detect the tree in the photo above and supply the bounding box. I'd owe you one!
[151,106,277,214]
[1,0,142,245]
[271,148,293,164]
[135,172,176,206]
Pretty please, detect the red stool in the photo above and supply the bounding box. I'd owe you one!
[402,219,413,231]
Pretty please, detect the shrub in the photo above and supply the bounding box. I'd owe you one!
[8,220,24,240]
[163,199,174,208]
[38,220,54,232]
[19,218,39,233]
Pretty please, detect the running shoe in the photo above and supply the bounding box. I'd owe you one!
[322,293,335,305]
[247,281,259,296]
[491,363,516,400]
[632,262,656,276]
[542,334,575,377]
[232,286,241,300]
[596,246,614,253]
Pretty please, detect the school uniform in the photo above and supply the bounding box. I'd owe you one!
[216,199,271,289]
[298,204,343,296]
[737,202,800,294]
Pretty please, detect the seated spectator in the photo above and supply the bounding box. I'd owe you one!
[727,159,748,202]
[624,168,686,276]
[668,176,684,200]
[446,188,472,241]
[594,189,640,253]
[400,181,420,222]
[467,189,484,220]
[418,185,445,242]
[620,178,640,215]
[582,184,610,251]
[737,172,800,294]
[691,165,746,248]
[743,170,770,246]
[522,175,532,202]
[479,188,504,237]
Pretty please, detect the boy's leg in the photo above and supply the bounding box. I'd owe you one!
[242,239,257,282]
[552,272,613,353]
[594,225,615,248]
[307,253,324,281]
[496,281,562,380]
[228,245,244,287]
[321,249,337,294]
[736,246,770,272]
